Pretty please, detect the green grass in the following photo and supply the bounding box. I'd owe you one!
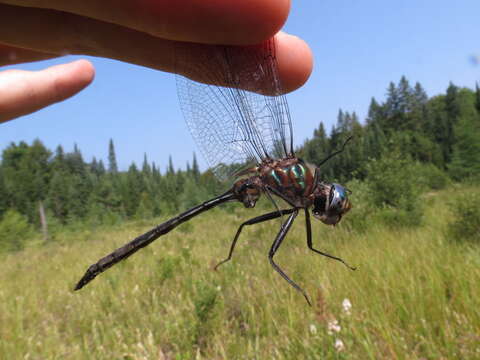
[1,186,479,359]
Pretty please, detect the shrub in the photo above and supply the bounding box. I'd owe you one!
[342,179,373,232]
[447,192,480,243]
[0,210,34,252]
[413,163,451,190]
[364,151,424,227]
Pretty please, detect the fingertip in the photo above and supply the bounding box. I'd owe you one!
[275,32,313,93]
[48,59,95,102]
[72,59,96,86]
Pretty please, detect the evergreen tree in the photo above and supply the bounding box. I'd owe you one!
[397,76,413,114]
[47,171,70,223]
[475,82,480,113]
[88,175,123,219]
[425,95,449,167]
[443,83,461,163]
[303,122,328,166]
[449,111,480,180]
[152,162,161,182]
[108,138,118,174]
[142,153,151,176]
[413,82,428,107]
[192,153,200,180]
[122,163,144,217]
[445,83,461,120]
[1,140,51,223]
[385,82,400,118]
[365,97,382,125]
[98,160,106,175]
[167,155,175,175]
[52,145,66,171]
[90,157,99,175]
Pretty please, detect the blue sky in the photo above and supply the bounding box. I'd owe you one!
[1,0,479,171]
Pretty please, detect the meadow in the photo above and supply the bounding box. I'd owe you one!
[1,185,479,359]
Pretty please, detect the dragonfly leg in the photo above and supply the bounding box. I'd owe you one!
[214,208,295,270]
[304,209,356,270]
[268,209,313,306]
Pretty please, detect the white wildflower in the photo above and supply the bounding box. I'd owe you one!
[327,319,341,335]
[216,285,222,292]
[334,338,345,352]
[342,298,352,315]
[309,324,317,335]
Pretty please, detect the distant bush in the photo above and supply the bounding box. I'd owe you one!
[364,151,424,227]
[374,204,424,228]
[342,179,373,232]
[0,210,34,252]
[462,174,480,186]
[413,163,451,190]
[447,192,480,243]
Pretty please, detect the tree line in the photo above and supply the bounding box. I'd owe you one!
[300,77,480,183]
[0,77,479,239]
[0,138,222,235]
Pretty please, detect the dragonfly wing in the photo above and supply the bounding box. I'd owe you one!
[175,38,294,181]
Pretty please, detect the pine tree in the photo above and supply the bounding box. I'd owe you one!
[47,171,70,223]
[52,145,66,171]
[397,76,414,114]
[413,82,428,107]
[449,112,480,180]
[108,138,118,174]
[98,160,106,175]
[142,153,151,176]
[365,97,382,125]
[475,82,480,113]
[90,157,99,175]
[385,82,400,118]
[122,163,143,217]
[304,122,329,166]
[167,155,175,175]
[192,153,200,180]
[1,140,51,223]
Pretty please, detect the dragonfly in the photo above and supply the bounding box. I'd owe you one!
[75,37,355,305]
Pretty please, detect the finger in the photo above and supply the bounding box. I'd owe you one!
[177,32,313,94]
[0,43,58,66]
[2,0,290,45]
[274,32,313,93]
[0,59,94,123]
[0,5,312,94]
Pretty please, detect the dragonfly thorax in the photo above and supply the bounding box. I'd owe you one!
[259,158,316,208]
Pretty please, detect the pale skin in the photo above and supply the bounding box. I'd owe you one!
[0,0,313,123]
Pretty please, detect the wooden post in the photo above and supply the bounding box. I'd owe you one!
[38,200,48,242]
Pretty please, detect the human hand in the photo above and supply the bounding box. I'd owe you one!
[0,0,313,123]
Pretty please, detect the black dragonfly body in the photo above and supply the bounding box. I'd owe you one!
[75,38,354,305]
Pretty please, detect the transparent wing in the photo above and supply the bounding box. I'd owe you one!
[175,38,294,181]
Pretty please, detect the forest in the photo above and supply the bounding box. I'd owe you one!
[0,76,479,249]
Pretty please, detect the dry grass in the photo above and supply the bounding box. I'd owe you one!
[1,186,479,359]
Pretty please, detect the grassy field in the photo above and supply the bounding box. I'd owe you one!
[1,186,479,359]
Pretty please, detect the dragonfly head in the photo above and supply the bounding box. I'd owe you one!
[312,183,352,226]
